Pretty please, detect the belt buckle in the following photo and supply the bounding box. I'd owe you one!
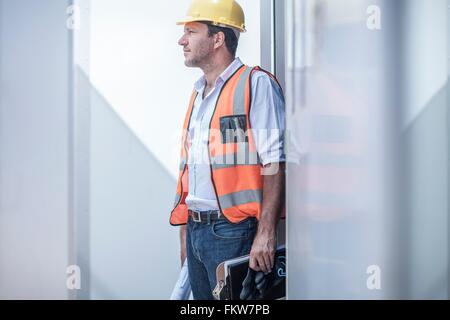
[191,210,202,223]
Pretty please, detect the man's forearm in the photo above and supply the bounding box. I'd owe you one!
[258,162,286,234]
[180,225,187,267]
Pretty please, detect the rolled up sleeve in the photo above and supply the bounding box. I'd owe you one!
[249,71,286,166]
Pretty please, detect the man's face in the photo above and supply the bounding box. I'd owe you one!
[178,22,214,67]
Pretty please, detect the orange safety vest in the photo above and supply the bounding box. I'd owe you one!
[170,64,284,225]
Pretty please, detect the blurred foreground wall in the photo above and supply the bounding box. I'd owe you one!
[286,0,449,299]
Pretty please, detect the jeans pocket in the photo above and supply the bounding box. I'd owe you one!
[211,219,251,240]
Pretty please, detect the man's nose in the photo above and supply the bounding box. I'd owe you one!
[178,35,188,46]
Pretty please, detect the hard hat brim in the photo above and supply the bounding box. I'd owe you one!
[176,17,246,33]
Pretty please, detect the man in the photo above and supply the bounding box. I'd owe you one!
[171,0,285,300]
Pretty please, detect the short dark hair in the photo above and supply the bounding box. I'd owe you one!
[202,22,239,57]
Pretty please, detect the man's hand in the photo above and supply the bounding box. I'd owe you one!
[249,228,277,273]
[180,225,187,267]
[249,162,285,274]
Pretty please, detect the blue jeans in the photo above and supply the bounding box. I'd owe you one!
[186,215,258,300]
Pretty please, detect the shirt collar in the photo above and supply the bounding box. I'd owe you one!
[194,57,244,92]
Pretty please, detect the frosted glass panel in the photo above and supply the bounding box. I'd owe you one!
[286,0,449,299]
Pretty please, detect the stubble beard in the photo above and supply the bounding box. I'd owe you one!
[184,43,212,68]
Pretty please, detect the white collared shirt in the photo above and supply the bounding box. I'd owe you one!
[185,57,285,211]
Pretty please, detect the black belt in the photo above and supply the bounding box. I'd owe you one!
[188,209,225,223]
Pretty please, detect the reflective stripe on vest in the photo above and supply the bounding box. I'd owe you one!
[233,66,253,115]
[219,189,263,209]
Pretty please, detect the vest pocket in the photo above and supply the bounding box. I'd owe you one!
[219,115,248,144]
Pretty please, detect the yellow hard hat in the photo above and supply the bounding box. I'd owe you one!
[176,0,246,33]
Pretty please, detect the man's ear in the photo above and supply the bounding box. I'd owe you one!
[213,31,226,49]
